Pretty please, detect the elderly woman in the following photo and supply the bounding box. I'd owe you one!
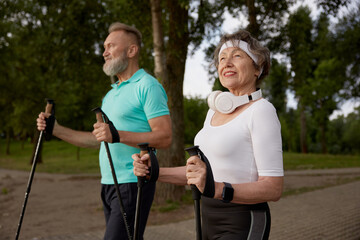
[133,30,283,239]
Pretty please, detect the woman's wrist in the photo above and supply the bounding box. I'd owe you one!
[213,182,224,199]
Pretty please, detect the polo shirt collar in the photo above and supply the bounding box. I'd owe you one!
[111,69,146,88]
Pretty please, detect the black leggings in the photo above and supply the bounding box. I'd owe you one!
[201,197,271,240]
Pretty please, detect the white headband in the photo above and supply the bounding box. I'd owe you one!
[219,40,263,78]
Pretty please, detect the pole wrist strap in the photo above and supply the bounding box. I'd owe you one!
[198,149,215,198]
[147,148,159,182]
[44,115,55,141]
[108,121,120,143]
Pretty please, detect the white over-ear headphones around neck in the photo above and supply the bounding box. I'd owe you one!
[207,89,262,114]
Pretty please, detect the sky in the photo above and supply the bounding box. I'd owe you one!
[182,0,360,119]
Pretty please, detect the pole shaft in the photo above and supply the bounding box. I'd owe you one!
[15,101,53,240]
[104,139,132,240]
[134,143,149,240]
[93,108,132,240]
[185,146,202,240]
[15,130,43,240]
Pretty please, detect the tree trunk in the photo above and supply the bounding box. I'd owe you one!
[150,0,168,82]
[320,122,328,154]
[246,0,260,38]
[150,0,189,204]
[299,103,308,154]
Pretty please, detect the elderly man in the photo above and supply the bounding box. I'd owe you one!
[37,22,172,240]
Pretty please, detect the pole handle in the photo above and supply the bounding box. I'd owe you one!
[44,103,53,114]
[185,146,202,200]
[44,99,54,115]
[92,107,105,123]
[95,112,104,123]
[185,146,199,157]
[138,142,149,157]
[137,142,150,181]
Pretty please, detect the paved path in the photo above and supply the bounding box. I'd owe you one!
[36,168,360,240]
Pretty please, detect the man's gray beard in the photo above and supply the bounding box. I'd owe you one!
[103,53,129,76]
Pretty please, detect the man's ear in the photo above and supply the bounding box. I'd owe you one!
[127,44,138,58]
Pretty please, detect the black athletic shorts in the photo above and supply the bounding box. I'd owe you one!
[201,196,271,240]
[101,182,156,240]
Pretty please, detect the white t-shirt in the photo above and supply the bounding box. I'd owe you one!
[194,99,284,184]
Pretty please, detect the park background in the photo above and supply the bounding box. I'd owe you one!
[1,0,360,225]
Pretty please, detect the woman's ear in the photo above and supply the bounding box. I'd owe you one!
[254,66,262,79]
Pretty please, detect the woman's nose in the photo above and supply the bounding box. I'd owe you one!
[224,58,233,67]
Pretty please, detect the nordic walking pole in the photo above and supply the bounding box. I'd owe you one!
[134,143,149,240]
[185,146,202,240]
[15,99,54,240]
[92,107,132,240]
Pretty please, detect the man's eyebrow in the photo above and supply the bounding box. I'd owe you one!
[103,42,113,48]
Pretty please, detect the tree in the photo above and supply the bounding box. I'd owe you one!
[315,0,352,16]
[262,58,288,116]
[306,13,342,153]
[285,6,313,153]
[342,107,360,154]
[334,1,360,98]
[0,0,115,156]
[148,0,190,203]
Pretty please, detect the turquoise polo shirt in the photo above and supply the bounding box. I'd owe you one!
[99,69,169,184]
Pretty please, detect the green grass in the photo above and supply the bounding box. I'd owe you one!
[0,139,359,174]
[0,139,99,174]
[283,152,360,170]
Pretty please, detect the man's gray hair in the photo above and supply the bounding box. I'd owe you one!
[108,22,142,48]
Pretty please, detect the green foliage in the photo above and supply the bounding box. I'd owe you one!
[1,0,359,156]
[281,4,359,154]
[0,0,157,142]
[183,96,208,144]
[336,106,360,154]
[262,59,288,116]
[334,1,360,98]
[286,6,313,101]
[279,109,300,152]
[316,0,352,16]
[0,0,112,139]
[212,78,227,92]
